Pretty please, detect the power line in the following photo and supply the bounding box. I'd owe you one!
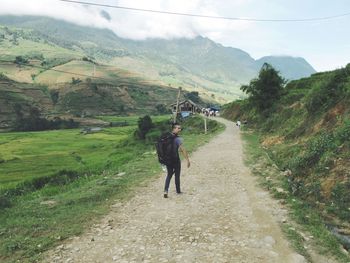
[59,0,350,22]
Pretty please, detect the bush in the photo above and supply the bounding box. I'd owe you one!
[305,69,347,113]
[136,115,153,140]
[288,133,336,173]
[330,181,350,220]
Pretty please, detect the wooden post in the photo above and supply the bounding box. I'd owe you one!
[204,117,207,134]
[173,87,182,123]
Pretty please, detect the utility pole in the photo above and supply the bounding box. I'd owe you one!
[173,86,182,123]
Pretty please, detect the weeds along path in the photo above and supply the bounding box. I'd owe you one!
[44,118,306,263]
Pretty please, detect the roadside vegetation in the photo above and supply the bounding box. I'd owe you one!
[222,63,350,262]
[0,115,224,263]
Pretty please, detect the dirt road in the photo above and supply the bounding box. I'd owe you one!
[45,118,306,263]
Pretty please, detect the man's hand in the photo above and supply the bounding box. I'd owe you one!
[180,145,190,168]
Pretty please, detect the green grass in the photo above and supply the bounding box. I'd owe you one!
[241,130,350,262]
[0,115,224,263]
[96,114,172,126]
[0,127,133,189]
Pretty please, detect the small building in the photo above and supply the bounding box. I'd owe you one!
[170,99,202,115]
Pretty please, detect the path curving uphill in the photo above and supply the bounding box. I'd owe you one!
[45,118,306,263]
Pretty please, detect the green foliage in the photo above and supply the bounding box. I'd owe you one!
[288,133,336,174]
[242,131,350,262]
[155,104,170,114]
[82,56,95,63]
[305,68,348,113]
[0,72,10,80]
[240,63,285,114]
[50,90,59,104]
[224,64,350,256]
[330,181,350,220]
[335,119,350,144]
[71,77,82,85]
[136,115,153,140]
[13,106,78,132]
[145,129,161,144]
[14,55,28,65]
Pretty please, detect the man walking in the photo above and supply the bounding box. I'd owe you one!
[164,123,190,198]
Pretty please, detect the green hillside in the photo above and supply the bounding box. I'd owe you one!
[222,64,350,258]
[0,15,316,102]
[0,23,204,130]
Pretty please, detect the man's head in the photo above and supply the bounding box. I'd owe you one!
[172,122,182,135]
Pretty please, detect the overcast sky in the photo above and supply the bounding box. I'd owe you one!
[1,0,350,72]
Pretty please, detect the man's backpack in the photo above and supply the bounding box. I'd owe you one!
[155,132,178,165]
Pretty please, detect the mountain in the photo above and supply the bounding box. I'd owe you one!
[0,15,316,102]
[256,56,316,80]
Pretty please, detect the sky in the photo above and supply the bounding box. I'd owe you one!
[1,0,349,72]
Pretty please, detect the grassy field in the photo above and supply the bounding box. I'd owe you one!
[0,126,133,189]
[96,114,172,125]
[0,115,172,190]
[0,115,224,262]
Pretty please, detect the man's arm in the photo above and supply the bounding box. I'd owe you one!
[179,145,190,168]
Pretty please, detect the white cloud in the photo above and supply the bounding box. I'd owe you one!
[0,0,349,71]
[0,0,255,40]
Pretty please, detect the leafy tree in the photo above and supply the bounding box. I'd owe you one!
[50,90,59,104]
[155,104,169,114]
[241,63,285,113]
[0,72,9,80]
[71,77,82,85]
[14,56,28,66]
[136,115,153,139]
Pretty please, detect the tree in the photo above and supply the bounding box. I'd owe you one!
[14,56,28,66]
[155,104,169,114]
[241,63,285,113]
[71,77,82,85]
[136,115,153,140]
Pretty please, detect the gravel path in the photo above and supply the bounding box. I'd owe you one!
[45,118,306,263]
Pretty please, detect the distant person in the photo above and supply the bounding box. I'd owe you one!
[162,123,190,198]
[236,120,241,129]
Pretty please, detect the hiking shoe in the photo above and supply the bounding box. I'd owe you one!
[163,192,168,198]
[176,191,183,195]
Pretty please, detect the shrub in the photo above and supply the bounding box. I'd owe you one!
[305,69,347,113]
[288,133,336,173]
[135,115,153,140]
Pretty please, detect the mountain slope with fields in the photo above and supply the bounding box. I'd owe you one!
[0,15,316,102]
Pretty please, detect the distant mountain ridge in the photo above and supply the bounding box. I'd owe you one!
[0,15,316,101]
[256,56,317,80]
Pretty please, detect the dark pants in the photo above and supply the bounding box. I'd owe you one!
[164,161,181,193]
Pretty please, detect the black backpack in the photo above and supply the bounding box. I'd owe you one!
[155,132,179,165]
